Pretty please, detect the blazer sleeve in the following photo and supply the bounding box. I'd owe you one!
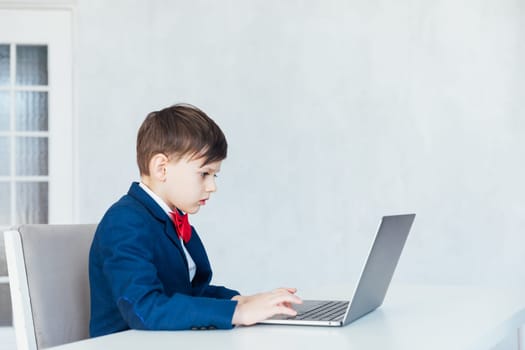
[97,206,238,330]
[186,231,240,300]
[196,285,240,300]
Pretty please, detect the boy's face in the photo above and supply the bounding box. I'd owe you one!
[159,155,221,214]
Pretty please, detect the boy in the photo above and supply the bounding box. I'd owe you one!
[89,104,301,337]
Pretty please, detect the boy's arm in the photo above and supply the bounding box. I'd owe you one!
[95,208,237,330]
[185,228,240,300]
[196,284,240,300]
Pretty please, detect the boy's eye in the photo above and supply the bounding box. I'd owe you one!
[200,172,218,178]
[201,172,210,177]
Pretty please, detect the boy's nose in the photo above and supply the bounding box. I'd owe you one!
[206,178,217,193]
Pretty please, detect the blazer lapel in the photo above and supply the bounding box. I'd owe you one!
[127,182,189,270]
[185,231,212,286]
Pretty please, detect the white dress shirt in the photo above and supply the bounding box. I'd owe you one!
[139,182,197,282]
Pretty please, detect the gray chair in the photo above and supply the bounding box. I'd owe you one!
[4,224,97,350]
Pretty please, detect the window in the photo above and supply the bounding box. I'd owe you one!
[0,44,50,226]
[0,6,75,327]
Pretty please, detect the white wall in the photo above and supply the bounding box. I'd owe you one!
[77,0,525,294]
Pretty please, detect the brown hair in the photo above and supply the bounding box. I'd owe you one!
[136,103,227,175]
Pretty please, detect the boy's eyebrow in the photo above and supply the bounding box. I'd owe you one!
[199,165,220,173]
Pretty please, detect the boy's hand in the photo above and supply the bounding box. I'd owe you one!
[231,288,302,326]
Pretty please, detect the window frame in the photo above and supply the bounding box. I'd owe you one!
[0,5,77,228]
[0,2,77,328]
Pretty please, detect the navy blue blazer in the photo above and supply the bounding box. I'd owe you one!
[89,182,239,337]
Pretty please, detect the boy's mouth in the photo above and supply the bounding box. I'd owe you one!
[199,199,208,205]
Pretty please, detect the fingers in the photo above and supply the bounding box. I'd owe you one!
[270,289,302,313]
[231,287,303,326]
[272,295,302,317]
[277,292,302,304]
[273,287,298,294]
[279,301,292,308]
[275,305,298,316]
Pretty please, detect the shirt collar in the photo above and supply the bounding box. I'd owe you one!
[138,182,175,217]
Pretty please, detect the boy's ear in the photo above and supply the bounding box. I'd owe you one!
[149,153,169,181]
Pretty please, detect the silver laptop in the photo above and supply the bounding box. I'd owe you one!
[259,213,415,327]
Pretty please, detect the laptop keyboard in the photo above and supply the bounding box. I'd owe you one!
[294,301,349,321]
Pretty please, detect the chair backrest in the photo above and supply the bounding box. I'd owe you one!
[4,224,97,350]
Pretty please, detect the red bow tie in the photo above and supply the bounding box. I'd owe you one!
[169,210,192,243]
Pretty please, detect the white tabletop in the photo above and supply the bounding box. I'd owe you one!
[48,284,525,350]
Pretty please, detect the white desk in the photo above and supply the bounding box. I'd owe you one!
[47,285,525,350]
